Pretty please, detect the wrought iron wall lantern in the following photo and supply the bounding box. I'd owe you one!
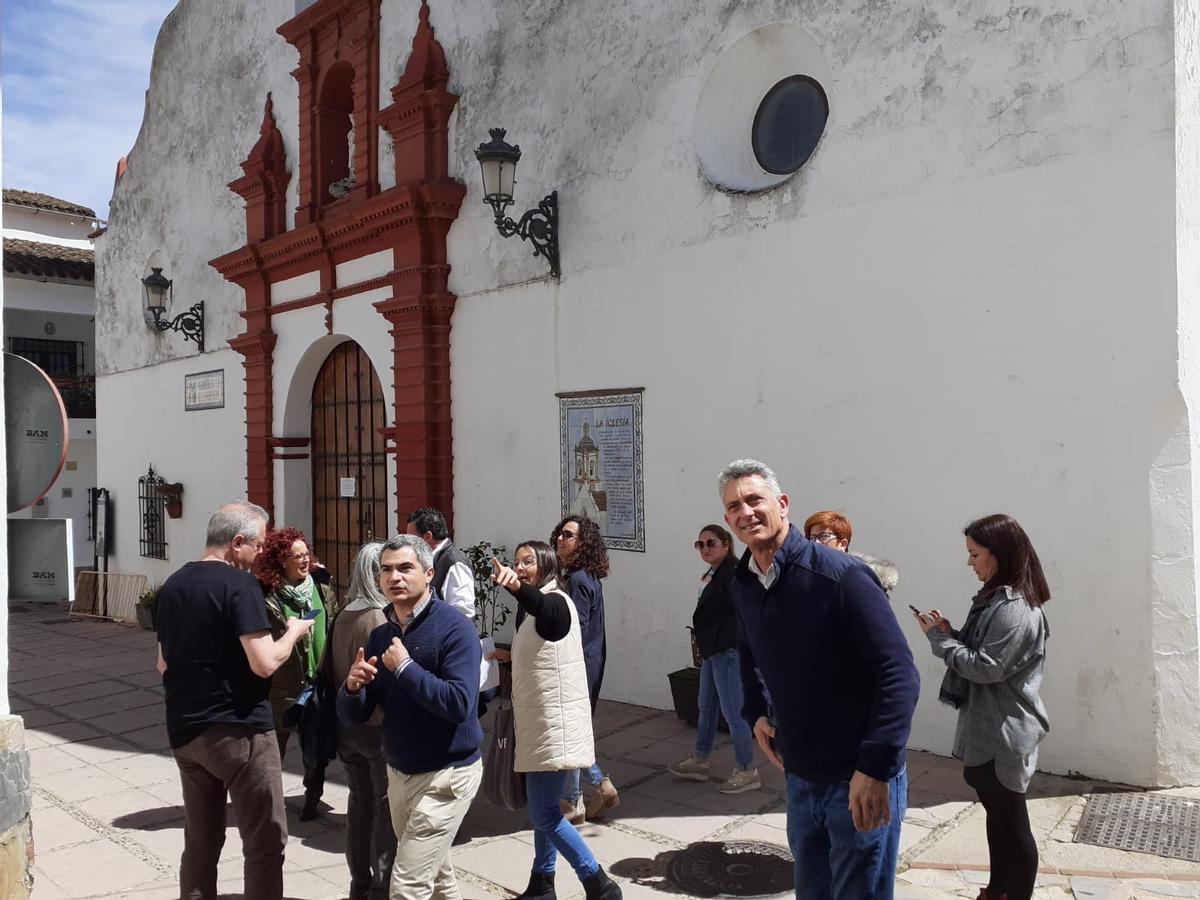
[142,267,205,353]
[474,128,560,277]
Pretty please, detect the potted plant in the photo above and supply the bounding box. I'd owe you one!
[464,540,512,638]
[161,483,184,519]
[136,585,160,631]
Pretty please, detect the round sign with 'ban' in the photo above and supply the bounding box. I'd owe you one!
[5,352,69,513]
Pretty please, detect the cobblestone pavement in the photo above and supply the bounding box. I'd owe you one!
[8,603,1200,898]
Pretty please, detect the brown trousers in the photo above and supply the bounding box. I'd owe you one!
[172,724,288,900]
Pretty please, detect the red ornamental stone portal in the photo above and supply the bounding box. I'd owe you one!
[211,0,463,533]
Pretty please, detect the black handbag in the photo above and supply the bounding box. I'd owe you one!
[481,668,526,810]
[283,675,337,769]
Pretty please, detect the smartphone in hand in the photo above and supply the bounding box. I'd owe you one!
[907,604,921,615]
[301,608,322,620]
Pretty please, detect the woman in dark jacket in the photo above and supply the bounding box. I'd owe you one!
[668,524,760,793]
[551,515,618,824]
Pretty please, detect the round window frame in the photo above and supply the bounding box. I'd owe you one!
[751,74,830,176]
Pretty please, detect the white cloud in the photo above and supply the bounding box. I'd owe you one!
[2,0,179,218]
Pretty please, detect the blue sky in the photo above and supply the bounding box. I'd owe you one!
[2,0,178,219]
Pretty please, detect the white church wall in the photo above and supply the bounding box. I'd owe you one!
[95,349,245,581]
[93,0,1196,784]
[1167,0,1200,786]
[452,140,1181,786]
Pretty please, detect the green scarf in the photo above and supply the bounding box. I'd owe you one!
[276,574,326,679]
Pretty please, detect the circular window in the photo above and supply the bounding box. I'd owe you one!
[752,76,829,175]
[692,25,832,192]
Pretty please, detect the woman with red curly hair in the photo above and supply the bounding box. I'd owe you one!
[257,527,337,820]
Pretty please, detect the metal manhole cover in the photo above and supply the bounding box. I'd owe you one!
[665,840,793,898]
[1074,792,1200,862]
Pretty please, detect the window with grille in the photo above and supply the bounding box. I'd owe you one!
[139,467,168,559]
[8,337,85,377]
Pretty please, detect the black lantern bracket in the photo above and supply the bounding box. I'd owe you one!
[491,191,559,278]
[474,128,560,278]
[149,302,205,354]
[142,266,205,353]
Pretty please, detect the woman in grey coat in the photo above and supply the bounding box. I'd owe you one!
[913,514,1050,900]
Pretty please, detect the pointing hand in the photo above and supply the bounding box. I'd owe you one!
[346,647,378,693]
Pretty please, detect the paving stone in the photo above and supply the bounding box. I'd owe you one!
[29,866,71,899]
[30,806,100,853]
[1129,881,1200,897]
[1071,875,1134,899]
[28,745,89,778]
[36,837,162,896]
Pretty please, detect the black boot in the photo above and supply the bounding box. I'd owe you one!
[582,866,621,900]
[516,870,556,900]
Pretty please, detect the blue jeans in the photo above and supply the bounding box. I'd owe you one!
[695,647,755,770]
[785,767,907,900]
[562,762,604,803]
[527,770,600,878]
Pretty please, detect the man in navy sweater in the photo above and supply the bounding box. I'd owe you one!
[719,460,919,900]
[339,533,483,900]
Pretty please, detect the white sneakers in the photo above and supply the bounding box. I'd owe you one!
[668,756,711,781]
[718,767,762,794]
[668,757,761,793]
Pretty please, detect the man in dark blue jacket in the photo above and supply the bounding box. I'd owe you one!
[339,533,483,900]
[719,459,919,900]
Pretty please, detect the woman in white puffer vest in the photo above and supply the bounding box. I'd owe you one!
[488,541,622,900]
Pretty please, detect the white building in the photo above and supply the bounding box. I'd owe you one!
[3,189,99,571]
[93,0,1200,786]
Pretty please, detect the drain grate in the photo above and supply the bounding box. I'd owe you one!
[665,840,793,898]
[1073,792,1200,862]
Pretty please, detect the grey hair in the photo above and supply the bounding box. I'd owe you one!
[347,542,389,609]
[717,459,784,498]
[381,533,434,571]
[205,501,269,547]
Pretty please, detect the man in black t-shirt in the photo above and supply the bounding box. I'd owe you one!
[156,501,314,900]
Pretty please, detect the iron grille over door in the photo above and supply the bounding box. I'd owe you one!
[311,341,389,597]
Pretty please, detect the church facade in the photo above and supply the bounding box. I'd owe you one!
[94,0,1200,785]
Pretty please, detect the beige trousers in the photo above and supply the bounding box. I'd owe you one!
[386,758,482,900]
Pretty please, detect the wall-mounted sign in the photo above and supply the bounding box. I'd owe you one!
[339,477,356,498]
[184,369,225,411]
[558,388,645,552]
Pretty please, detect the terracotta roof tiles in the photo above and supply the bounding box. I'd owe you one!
[2,189,96,219]
[2,238,95,282]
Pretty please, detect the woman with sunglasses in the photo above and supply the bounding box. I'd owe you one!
[550,515,619,823]
[668,524,761,793]
[257,527,336,820]
[489,542,622,900]
[913,514,1051,900]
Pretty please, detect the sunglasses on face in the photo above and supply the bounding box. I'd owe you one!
[694,539,724,550]
[556,531,579,542]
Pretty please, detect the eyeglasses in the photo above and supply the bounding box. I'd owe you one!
[694,539,724,550]
[556,531,579,542]
[809,531,838,545]
[287,551,312,561]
